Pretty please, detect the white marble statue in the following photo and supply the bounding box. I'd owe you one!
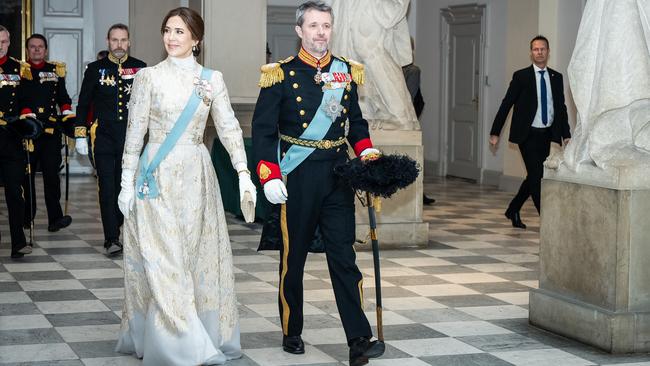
[330,0,419,130]
[548,0,650,183]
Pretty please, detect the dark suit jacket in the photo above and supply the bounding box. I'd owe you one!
[490,65,570,144]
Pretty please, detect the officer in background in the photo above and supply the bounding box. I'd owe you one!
[0,25,42,258]
[74,24,146,255]
[252,2,384,366]
[20,33,74,232]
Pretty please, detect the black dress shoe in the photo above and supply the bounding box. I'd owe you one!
[48,215,72,232]
[505,210,526,229]
[349,337,385,366]
[282,335,305,354]
[105,240,123,256]
[423,194,436,205]
[10,252,25,259]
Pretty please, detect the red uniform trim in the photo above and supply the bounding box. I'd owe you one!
[256,160,282,185]
[0,55,7,65]
[60,104,72,112]
[353,138,373,157]
[28,60,45,69]
[21,108,32,115]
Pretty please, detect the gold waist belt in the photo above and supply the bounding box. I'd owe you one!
[280,134,346,150]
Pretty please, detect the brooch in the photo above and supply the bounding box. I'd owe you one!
[193,76,213,106]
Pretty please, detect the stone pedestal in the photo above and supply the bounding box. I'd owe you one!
[530,174,650,353]
[354,130,429,247]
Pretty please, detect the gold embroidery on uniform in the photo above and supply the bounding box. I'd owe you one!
[280,203,291,335]
[259,163,272,180]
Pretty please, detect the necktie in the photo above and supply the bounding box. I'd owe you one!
[539,70,548,125]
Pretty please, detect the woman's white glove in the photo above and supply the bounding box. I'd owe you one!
[238,171,257,223]
[118,169,136,220]
[263,179,288,204]
[75,138,88,155]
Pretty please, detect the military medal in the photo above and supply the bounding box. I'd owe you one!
[322,95,344,122]
[314,59,323,84]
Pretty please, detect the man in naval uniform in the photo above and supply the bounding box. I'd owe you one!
[0,25,41,258]
[252,2,384,366]
[74,24,146,256]
[20,33,74,232]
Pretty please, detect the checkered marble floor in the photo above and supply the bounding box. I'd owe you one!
[2,175,650,366]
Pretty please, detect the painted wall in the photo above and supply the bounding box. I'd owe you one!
[93,0,129,57]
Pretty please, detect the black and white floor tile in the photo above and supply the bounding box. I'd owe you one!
[1,175,650,365]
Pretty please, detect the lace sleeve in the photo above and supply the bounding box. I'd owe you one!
[210,71,247,170]
[122,68,152,175]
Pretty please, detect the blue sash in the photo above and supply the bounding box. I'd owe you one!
[278,59,347,176]
[136,67,214,200]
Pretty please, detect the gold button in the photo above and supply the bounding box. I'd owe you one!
[118,80,122,84]
[293,83,299,89]
[296,96,302,102]
[119,95,123,98]
[119,102,123,106]
[281,152,286,157]
[340,122,344,127]
[119,116,123,120]
[299,110,305,116]
[51,98,55,101]
[119,109,123,113]
[11,92,15,96]
[119,87,122,91]
[343,108,347,114]
[289,70,295,76]
[344,95,349,100]
[302,123,308,128]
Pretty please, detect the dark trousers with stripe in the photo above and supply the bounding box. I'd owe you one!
[93,121,126,242]
[23,132,63,226]
[0,133,27,253]
[279,156,372,342]
[508,127,552,214]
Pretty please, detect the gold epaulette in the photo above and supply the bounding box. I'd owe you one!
[20,61,32,80]
[340,56,364,85]
[51,61,66,77]
[258,56,294,88]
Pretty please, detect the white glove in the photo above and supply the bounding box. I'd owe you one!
[75,138,88,155]
[62,109,74,116]
[360,148,381,157]
[238,171,257,206]
[238,171,257,223]
[263,179,288,204]
[118,169,136,219]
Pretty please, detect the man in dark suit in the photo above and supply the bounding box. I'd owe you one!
[489,35,571,229]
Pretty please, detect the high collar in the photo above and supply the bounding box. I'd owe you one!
[167,55,196,71]
[108,52,129,65]
[298,47,331,69]
[29,60,45,69]
[0,55,7,66]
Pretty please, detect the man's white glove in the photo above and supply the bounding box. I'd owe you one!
[118,169,136,220]
[75,138,88,155]
[238,171,257,223]
[360,148,381,157]
[263,178,288,205]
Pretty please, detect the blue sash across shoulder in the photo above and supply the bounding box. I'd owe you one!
[278,58,347,176]
[136,67,214,200]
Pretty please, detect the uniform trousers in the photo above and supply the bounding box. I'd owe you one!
[93,120,126,242]
[23,131,63,226]
[0,131,28,254]
[279,155,372,341]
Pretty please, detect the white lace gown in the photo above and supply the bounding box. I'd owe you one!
[115,57,247,365]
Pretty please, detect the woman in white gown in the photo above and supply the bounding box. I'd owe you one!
[115,7,257,365]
